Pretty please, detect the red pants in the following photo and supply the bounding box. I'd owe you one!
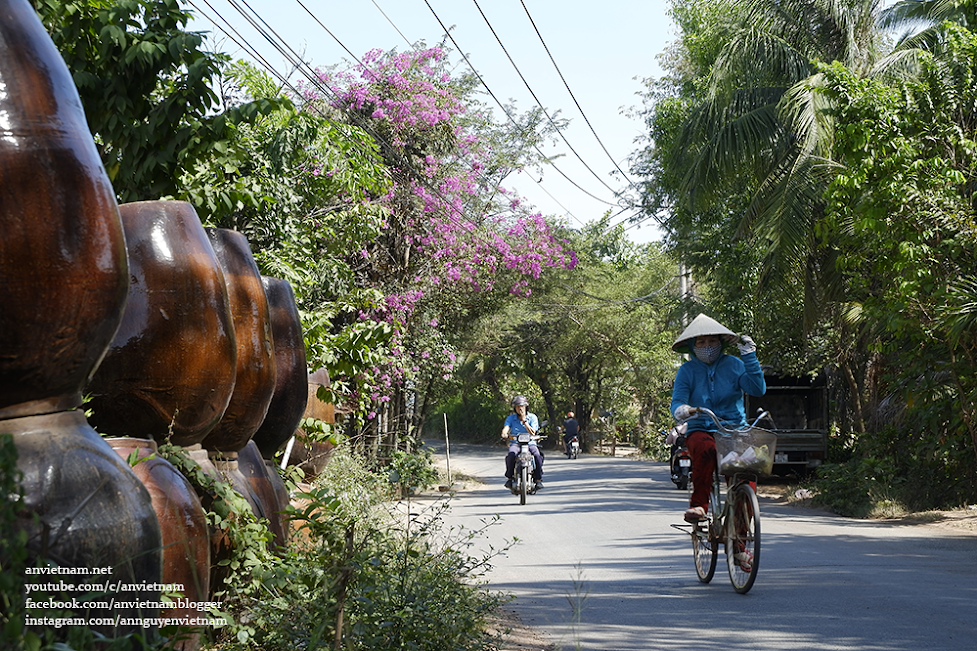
[686,430,716,511]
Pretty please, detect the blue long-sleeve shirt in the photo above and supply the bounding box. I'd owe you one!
[670,351,766,432]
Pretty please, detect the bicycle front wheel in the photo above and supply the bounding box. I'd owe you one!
[727,482,760,594]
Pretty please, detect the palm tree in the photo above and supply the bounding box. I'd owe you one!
[675,0,895,322]
[881,0,977,42]
[664,0,937,433]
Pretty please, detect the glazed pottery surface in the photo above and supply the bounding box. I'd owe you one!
[87,202,237,446]
[265,459,290,536]
[237,441,287,550]
[9,411,162,635]
[107,437,210,649]
[286,369,336,478]
[201,229,276,452]
[251,276,308,459]
[0,0,128,418]
[186,446,263,598]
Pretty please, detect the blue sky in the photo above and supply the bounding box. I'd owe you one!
[187,0,676,243]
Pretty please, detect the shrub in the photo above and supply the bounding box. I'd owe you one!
[388,446,441,496]
[811,456,903,518]
[212,443,507,651]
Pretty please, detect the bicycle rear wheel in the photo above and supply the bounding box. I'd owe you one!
[692,465,720,583]
[691,521,717,582]
[727,482,760,594]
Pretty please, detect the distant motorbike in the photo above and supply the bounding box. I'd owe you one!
[670,434,692,490]
[565,435,580,459]
[666,423,691,491]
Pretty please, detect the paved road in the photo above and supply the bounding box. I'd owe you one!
[423,442,977,651]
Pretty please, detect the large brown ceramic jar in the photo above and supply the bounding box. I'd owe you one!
[201,229,276,453]
[87,202,238,446]
[185,445,263,597]
[0,1,161,638]
[11,412,162,633]
[107,437,210,651]
[184,446,261,516]
[0,0,128,418]
[251,276,308,460]
[237,440,287,550]
[286,369,336,479]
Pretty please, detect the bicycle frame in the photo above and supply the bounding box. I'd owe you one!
[671,407,773,594]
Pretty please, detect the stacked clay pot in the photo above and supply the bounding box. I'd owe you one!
[86,201,238,446]
[237,441,287,550]
[198,230,278,573]
[251,276,308,461]
[0,0,161,636]
[83,201,237,644]
[201,228,276,454]
[286,369,337,479]
[183,446,262,600]
[107,438,209,651]
[246,276,308,550]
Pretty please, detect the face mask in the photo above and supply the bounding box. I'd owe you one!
[693,344,722,365]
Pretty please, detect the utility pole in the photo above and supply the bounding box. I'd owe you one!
[678,262,690,326]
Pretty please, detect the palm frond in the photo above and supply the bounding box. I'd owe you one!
[945,275,977,344]
[870,46,930,81]
[778,73,838,160]
[745,153,839,261]
[709,27,814,99]
[676,88,785,205]
[880,0,974,31]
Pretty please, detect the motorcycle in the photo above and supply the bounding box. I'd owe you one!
[667,423,691,490]
[509,422,547,505]
[565,434,580,459]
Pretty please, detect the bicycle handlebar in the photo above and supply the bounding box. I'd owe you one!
[682,406,773,434]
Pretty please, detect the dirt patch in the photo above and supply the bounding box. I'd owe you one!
[487,608,560,651]
[755,478,977,535]
[890,507,977,533]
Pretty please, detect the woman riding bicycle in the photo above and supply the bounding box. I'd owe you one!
[670,314,766,531]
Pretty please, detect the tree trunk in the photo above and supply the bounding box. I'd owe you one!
[949,350,977,470]
[840,357,865,434]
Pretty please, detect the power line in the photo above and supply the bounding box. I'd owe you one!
[370,0,415,50]
[191,0,566,245]
[518,0,634,186]
[421,0,614,215]
[287,0,588,228]
[471,0,619,197]
[360,0,593,225]
[527,277,677,313]
[362,0,589,226]
[195,0,624,230]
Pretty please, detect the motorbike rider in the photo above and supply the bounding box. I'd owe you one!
[665,420,688,462]
[670,314,766,566]
[502,395,544,489]
[562,411,579,454]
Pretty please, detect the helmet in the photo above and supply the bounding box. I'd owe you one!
[511,395,529,407]
[672,314,737,354]
[567,411,575,418]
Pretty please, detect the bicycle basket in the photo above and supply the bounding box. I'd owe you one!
[716,427,777,476]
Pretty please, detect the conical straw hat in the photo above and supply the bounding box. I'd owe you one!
[672,314,737,353]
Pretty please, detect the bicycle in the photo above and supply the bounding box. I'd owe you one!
[671,406,777,594]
